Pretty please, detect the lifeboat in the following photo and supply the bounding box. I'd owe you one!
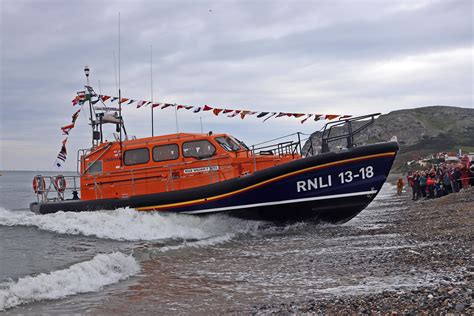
[30,85,398,223]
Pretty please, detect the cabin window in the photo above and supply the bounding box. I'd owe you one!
[88,160,103,174]
[153,144,179,162]
[183,140,216,159]
[215,136,241,151]
[124,148,150,166]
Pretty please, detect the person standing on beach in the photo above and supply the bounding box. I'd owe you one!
[397,177,404,195]
[419,172,427,198]
[413,172,421,200]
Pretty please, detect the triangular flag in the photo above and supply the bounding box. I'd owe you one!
[276,112,288,118]
[161,103,173,109]
[136,100,146,108]
[263,112,277,122]
[314,115,322,121]
[257,112,269,118]
[71,109,81,124]
[293,113,305,118]
[61,123,75,135]
[193,107,202,113]
[127,99,135,104]
[101,95,111,102]
[203,105,213,111]
[223,109,233,114]
[300,114,313,124]
[120,98,129,103]
[325,114,340,120]
[213,108,223,116]
[152,103,161,108]
[240,110,251,119]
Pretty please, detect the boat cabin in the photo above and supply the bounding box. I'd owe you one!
[80,132,301,200]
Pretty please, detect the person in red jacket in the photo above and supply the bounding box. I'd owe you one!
[460,155,471,189]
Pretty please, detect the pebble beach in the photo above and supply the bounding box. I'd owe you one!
[254,187,474,314]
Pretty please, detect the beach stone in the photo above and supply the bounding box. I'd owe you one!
[455,303,465,312]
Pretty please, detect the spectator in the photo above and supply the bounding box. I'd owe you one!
[397,177,404,195]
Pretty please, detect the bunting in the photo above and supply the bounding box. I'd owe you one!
[55,107,82,169]
[54,138,68,169]
[72,92,352,123]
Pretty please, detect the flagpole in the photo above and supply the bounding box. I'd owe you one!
[174,103,179,134]
[150,45,154,137]
[118,12,123,167]
[84,65,94,148]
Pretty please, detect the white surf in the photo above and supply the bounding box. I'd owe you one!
[0,207,264,241]
[0,252,139,311]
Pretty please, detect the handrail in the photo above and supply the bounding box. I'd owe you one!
[321,113,380,153]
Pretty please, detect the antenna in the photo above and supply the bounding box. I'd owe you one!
[150,45,154,137]
[113,51,118,94]
[118,12,123,167]
[84,65,94,148]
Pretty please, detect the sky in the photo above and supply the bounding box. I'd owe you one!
[0,0,472,171]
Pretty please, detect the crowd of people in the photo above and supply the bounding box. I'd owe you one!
[398,159,473,200]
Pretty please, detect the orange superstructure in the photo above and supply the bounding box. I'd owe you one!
[80,132,300,201]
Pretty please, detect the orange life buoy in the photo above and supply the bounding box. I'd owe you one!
[33,176,46,194]
[54,175,67,193]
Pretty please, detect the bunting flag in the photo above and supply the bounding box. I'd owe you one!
[61,123,75,135]
[54,138,68,169]
[71,109,81,124]
[74,92,352,123]
[300,114,313,124]
[263,112,277,122]
[136,100,147,108]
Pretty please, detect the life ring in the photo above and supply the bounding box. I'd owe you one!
[54,175,67,193]
[33,176,46,194]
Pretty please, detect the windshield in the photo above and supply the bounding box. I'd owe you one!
[215,136,241,151]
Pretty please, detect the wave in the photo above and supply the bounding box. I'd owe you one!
[0,207,264,241]
[0,252,139,311]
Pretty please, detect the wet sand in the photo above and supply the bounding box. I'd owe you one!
[88,186,473,315]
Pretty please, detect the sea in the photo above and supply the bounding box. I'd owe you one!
[0,170,445,313]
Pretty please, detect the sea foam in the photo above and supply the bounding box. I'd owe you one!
[0,252,139,311]
[0,207,263,241]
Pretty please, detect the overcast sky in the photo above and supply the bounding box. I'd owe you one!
[0,0,472,171]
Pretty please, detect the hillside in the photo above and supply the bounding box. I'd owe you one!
[303,106,474,171]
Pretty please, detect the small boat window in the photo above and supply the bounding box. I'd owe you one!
[88,160,103,174]
[215,136,241,151]
[183,140,216,159]
[124,148,150,166]
[153,144,179,162]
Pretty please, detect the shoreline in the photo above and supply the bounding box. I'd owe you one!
[253,187,473,314]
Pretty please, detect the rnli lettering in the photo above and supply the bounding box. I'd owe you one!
[296,175,332,192]
[296,166,375,193]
